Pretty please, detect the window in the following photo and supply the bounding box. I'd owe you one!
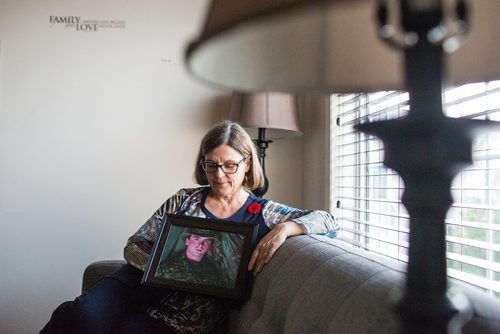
[330,81,500,299]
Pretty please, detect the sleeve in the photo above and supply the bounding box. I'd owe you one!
[262,200,339,238]
[123,188,193,270]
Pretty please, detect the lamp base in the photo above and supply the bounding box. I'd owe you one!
[253,128,272,198]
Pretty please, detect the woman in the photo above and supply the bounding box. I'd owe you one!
[41,120,338,334]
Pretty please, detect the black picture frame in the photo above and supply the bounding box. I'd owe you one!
[141,213,258,300]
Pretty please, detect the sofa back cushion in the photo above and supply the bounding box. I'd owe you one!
[228,235,500,334]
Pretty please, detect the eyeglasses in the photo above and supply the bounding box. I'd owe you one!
[201,156,248,174]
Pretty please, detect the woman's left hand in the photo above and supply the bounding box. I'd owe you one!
[248,221,307,276]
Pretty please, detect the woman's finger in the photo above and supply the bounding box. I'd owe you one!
[253,244,268,274]
[248,236,270,271]
[248,246,260,271]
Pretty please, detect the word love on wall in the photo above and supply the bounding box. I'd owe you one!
[49,16,126,32]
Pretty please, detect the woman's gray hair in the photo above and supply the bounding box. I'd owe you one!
[194,120,264,190]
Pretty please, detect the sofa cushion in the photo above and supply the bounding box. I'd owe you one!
[228,235,500,334]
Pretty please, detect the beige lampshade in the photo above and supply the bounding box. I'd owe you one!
[185,0,500,93]
[229,92,302,139]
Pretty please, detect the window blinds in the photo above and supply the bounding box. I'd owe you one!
[331,81,500,299]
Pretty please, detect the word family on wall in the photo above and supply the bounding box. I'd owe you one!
[49,16,126,32]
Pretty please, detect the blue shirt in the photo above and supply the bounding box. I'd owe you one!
[200,188,270,243]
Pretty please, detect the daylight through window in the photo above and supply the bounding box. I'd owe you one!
[330,80,500,299]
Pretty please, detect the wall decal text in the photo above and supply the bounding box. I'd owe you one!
[49,16,126,32]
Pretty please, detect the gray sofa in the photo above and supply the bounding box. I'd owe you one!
[83,235,500,333]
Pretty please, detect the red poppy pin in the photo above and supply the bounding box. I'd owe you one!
[248,203,262,214]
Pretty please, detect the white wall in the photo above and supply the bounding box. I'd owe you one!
[0,1,308,333]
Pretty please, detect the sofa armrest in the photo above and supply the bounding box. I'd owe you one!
[82,260,126,293]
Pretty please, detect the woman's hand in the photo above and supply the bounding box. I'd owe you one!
[248,221,307,276]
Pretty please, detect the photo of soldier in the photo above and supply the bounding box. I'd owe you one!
[155,227,231,287]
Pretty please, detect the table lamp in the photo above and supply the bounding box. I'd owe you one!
[185,1,500,333]
[229,91,302,197]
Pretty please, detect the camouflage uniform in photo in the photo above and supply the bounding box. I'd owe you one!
[156,252,224,287]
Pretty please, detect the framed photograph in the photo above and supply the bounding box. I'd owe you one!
[142,213,258,300]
